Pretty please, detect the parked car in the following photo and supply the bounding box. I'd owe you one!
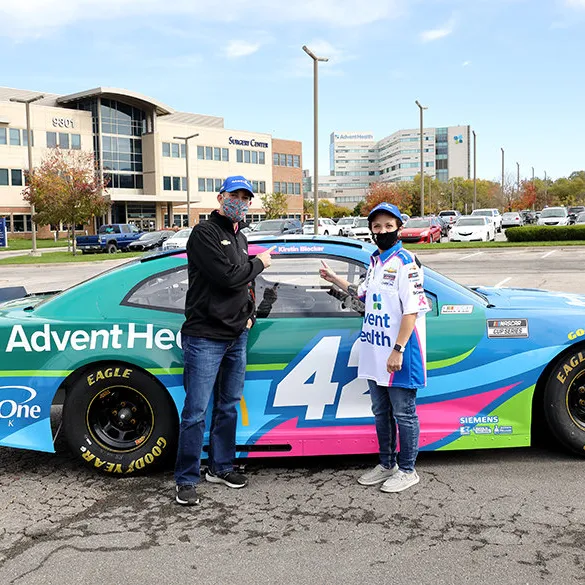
[76,223,142,254]
[162,228,193,251]
[126,231,174,252]
[302,218,337,235]
[501,212,524,228]
[537,207,570,226]
[567,206,585,225]
[574,211,585,225]
[400,217,442,244]
[519,210,536,224]
[438,209,461,228]
[2,236,585,475]
[449,216,495,242]
[335,217,359,236]
[471,209,502,232]
[434,216,450,238]
[348,217,371,242]
[252,219,302,236]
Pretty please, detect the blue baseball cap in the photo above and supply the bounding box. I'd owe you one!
[368,202,403,225]
[219,175,254,198]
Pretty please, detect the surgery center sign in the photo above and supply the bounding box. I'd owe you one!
[228,136,269,148]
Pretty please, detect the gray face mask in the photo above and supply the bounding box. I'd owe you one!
[372,230,399,250]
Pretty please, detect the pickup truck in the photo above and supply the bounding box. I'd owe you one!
[76,223,142,254]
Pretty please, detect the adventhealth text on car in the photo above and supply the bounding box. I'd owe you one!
[1,236,585,475]
[449,216,496,242]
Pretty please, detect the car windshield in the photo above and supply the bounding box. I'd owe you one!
[540,208,567,218]
[337,218,354,225]
[256,220,285,231]
[439,211,456,217]
[171,229,192,239]
[471,210,492,217]
[568,207,585,214]
[138,232,161,240]
[457,218,486,226]
[404,219,431,228]
[355,218,369,227]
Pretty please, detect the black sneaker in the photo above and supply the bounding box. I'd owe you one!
[175,484,200,506]
[205,469,248,489]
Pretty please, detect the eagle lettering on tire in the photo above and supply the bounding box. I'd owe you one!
[63,364,178,473]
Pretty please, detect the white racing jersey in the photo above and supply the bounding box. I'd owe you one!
[356,241,430,387]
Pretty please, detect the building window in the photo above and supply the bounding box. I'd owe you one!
[273,153,279,166]
[294,183,301,195]
[198,178,205,191]
[163,176,172,191]
[59,133,70,149]
[293,155,300,167]
[71,134,81,150]
[46,132,57,148]
[259,181,266,194]
[22,130,33,147]
[163,142,171,157]
[197,145,204,160]
[181,177,187,191]
[12,214,32,232]
[237,149,243,163]
[205,146,212,160]
[287,154,293,167]
[172,176,181,191]
[11,169,23,186]
[221,148,229,162]
[180,144,186,158]
[213,147,220,161]
[9,128,21,146]
[251,151,258,164]
[259,151,265,164]
[274,181,280,193]
[244,150,251,163]
[0,169,8,186]
[172,143,180,158]
[206,178,214,192]
[0,128,6,145]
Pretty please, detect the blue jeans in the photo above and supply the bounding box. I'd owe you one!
[174,330,248,486]
[367,380,420,473]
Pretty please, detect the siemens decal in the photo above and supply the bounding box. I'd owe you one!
[228,137,269,148]
[5,324,181,353]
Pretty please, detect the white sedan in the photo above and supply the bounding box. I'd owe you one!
[449,216,495,242]
[302,218,337,236]
[162,228,193,251]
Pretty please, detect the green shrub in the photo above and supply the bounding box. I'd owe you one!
[505,225,585,242]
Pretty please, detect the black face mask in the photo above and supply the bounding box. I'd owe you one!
[372,230,399,250]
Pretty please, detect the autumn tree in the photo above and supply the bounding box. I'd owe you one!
[361,182,406,216]
[23,148,109,254]
[260,192,288,219]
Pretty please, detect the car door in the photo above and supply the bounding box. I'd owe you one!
[244,251,370,455]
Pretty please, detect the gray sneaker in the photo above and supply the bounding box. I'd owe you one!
[380,470,420,493]
[357,463,399,486]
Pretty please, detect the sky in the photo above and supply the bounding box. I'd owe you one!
[1,0,585,183]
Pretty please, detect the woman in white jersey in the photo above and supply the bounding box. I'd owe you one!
[320,202,430,493]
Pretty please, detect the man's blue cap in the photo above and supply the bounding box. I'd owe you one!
[368,202,403,224]
[219,175,254,198]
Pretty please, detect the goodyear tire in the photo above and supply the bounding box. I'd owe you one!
[106,242,118,254]
[544,349,585,457]
[63,364,178,474]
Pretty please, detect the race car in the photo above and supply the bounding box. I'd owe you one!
[1,236,584,475]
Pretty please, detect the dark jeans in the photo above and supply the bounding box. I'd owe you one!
[367,380,420,473]
[174,330,248,486]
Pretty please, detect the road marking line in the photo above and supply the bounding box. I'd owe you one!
[495,277,512,288]
[460,251,484,260]
[541,250,556,259]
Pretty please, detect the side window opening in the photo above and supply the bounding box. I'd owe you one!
[122,267,188,313]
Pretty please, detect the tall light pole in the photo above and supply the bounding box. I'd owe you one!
[10,94,44,255]
[501,147,505,204]
[472,130,477,210]
[532,167,535,211]
[303,45,329,235]
[516,162,520,199]
[544,170,548,206]
[415,100,427,216]
[173,133,199,226]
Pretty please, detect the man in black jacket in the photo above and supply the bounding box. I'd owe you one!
[175,176,274,506]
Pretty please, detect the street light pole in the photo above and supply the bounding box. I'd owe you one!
[544,170,548,206]
[516,162,520,200]
[415,100,427,216]
[174,133,199,227]
[501,147,505,205]
[303,45,329,235]
[472,130,477,210]
[10,94,44,255]
[531,167,535,211]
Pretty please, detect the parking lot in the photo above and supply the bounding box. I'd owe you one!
[0,247,584,585]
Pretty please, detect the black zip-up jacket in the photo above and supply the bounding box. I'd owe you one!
[182,211,265,340]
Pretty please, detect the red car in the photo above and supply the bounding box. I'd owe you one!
[400,217,442,243]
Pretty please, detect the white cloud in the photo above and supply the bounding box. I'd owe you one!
[0,0,405,39]
[462,60,471,67]
[223,40,262,59]
[285,40,355,78]
[419,16,456,43]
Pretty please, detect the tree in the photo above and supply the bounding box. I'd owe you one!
[23,148,110,254]
[361,182,406,216]
[303,198,315,219]
[260,192,288,219]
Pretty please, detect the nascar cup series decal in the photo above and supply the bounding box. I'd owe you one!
[486,319,529,338]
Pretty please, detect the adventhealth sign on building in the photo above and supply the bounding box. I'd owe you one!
[0,86,303,235]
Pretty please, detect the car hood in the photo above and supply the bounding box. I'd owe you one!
[402,228,429,236]
[474,286,585,311]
